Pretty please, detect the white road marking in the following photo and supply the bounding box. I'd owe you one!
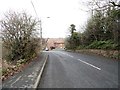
[5,80,12,84]
[60,52,74,58]
[69,55,73,58]
[55,51,101,70]
[77,59,101,70]
[11,76,22,87]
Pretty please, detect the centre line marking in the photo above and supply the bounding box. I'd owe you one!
[60,52,74,58]
[77,59,101,70]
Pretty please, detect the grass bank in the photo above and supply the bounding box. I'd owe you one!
[66,49,119,60]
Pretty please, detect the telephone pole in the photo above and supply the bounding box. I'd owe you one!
[31,1,42,49]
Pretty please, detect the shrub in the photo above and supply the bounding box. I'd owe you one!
[1,11,40,61]
[76,45,85,49]
[2,68,7,76]
[86,40,118,50]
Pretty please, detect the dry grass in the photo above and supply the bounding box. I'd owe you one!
[1,44,15,81]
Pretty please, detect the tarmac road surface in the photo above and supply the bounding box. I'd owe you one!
[39,50,118,88]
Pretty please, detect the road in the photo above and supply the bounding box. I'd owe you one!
[38,50,118,88]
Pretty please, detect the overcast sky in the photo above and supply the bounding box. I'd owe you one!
[0,0,91,38]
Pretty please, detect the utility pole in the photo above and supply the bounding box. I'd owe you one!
[39,20,42,49]
[31,1,42,49]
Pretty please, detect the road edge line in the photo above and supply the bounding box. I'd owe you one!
[33,55,49,89]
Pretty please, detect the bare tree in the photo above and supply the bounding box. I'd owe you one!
[0,11,40,61]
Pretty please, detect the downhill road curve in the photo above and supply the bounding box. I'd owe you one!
[39,50,118,88]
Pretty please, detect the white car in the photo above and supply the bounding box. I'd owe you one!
[45,47,49,51]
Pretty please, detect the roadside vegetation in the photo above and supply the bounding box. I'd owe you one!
[65,0,120,59]
[1,11,41,80]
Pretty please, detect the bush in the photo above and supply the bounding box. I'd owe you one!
[76,45,85,49]
[86,40,118,50]
[2,68,7,76]
[1,11,40,61]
